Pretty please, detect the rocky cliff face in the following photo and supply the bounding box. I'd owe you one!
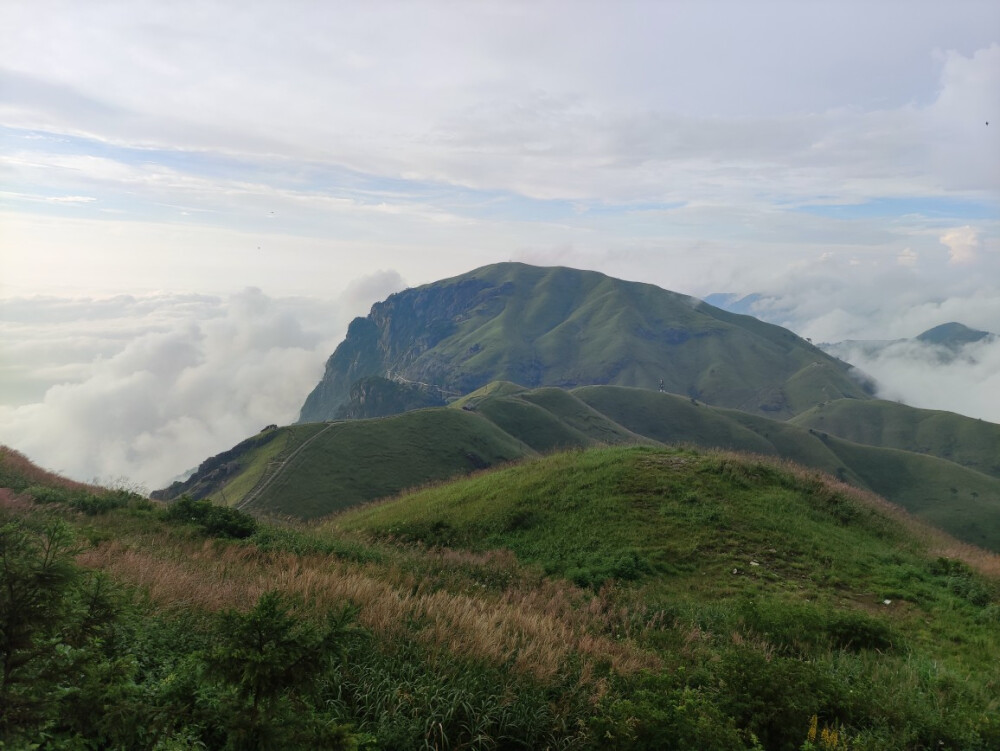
[334,376,446,419]
[298,277,507,422]
[298,262,871,423]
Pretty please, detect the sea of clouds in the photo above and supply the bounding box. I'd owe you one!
[0,271,403,490]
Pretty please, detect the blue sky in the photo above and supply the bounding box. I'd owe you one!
[794,197,1000,222]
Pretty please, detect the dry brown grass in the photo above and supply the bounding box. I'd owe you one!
[0,446,106,494]
[0,488,35,513]
[76,538,660,682]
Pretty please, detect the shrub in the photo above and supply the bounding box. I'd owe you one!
[591,672,746,750]
[21,484,73,504]
[824,611,898,653]
[715,646,834,751]
[164,496,257,538]
[0,517,142,746]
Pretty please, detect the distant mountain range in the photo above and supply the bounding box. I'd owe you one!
[704,293,996,361]
[820,321,996,363]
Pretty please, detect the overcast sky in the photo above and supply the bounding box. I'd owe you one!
[1,1,998,485]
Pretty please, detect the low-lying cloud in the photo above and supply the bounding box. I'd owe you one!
[718,260,1000,423]
[832,337,1000,424]
[0,274,404,489]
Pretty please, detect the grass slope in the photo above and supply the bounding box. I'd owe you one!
[791,398,1000,479]
[572,385,778,454]
[459,385,657,453]
[517,386,660,445]
[6,445,1000,749]
[820,435,1000,552]
[330,446,1000,748]
[205,423,328,506]
[246,409,533,518]
[567,387,1000,550]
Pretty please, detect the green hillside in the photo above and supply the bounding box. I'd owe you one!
[819,435,1000,551]
[329,446,1000,749]
[572,385,778,454]
[791,398,1000,479]
[5,444,1000,749]
[241,409,532,518]
[299,263,870,422]
[150,423,329,502]
[158,384,1000,550]
[458,383,655,453]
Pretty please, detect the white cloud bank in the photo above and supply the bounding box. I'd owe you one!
[727,260,1000,423]
[0,274,404,488]
[833,337,1000,424]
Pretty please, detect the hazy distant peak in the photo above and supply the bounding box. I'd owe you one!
[915,322,993,348]
[701,292,769,317]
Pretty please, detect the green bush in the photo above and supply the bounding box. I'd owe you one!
[164,496,257,538]
[591,672,747,750]
[21,484,73,504]
[824,611,898,652]
[714,646,835,751]
[0,517,144,746]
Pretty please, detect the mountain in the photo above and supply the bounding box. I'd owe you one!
[162,263,997,552]
[158,385,1000,551]
[334,375,445,419]
[299,263,872,422]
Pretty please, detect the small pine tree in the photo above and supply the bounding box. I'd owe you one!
[203,590,361,750]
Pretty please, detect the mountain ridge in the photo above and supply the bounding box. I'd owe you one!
[158,383,1000,551]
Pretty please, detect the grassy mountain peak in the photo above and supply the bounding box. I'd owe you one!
[299,263,871,422]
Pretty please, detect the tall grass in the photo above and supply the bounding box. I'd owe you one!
[0,446,105,494]
[77,537,658,682]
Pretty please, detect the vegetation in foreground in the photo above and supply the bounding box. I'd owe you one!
[2,445,999,750]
